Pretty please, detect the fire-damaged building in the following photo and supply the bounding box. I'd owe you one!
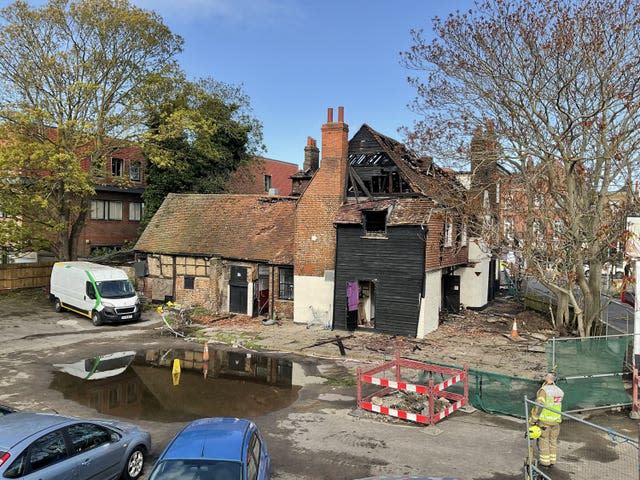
[135,107,494,337]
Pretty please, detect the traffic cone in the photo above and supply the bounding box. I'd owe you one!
[203,341,209,361]
[510,319,519,338]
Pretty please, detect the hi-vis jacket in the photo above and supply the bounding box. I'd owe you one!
[533,384,564,425]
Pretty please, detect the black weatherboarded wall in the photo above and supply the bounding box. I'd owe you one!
[333,224,425,337]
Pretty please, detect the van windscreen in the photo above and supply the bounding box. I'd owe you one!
[95,280,136,299]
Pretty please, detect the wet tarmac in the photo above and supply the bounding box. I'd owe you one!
[49,346,307,422]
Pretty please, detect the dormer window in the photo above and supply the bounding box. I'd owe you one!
[363,210,387,237]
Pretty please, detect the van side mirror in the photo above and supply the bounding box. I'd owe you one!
[86,282,96,299]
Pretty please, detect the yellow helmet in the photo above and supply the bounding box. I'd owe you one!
[528,424,542,439]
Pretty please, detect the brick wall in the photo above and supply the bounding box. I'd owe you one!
[425,214,469,271]
[294,107,349,277]
[79,190,143,256]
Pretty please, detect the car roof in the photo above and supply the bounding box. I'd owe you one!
[162,417,252,463]
[0,413,72,449]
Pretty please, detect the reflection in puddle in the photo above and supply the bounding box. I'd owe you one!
[50,347,303,422]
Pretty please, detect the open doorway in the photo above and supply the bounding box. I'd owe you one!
[346,280,376,330]
[357,280,375,328]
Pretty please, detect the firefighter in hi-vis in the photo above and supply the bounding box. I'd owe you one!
[530,372,565,468]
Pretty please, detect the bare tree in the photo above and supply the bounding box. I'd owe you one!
[402,0,640,336]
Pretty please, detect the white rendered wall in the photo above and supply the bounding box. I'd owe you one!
[293,274,335,326]
[416,269,442,338]
[457,238,492,309]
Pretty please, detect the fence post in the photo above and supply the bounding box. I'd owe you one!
[396,351,401,385]
[428,378,435,425]
[356,367,362,408]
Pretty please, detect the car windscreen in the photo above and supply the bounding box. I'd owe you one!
[95,280,136,299]
[148,459,242,480]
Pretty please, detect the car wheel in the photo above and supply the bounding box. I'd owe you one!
[91,310,103,326]
[54,298,63,313]
[121,447,145,480]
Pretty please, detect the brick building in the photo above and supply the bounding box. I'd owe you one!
[134,194,296,321]
[225,156,298,196]
[77,146,146,257]
[135,107,491,337]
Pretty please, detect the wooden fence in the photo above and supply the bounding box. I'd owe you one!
[0,262,54,291]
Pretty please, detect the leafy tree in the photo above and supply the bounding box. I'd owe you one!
[140,76,264,223]
[402,0,640,336]
[0,0,183,260]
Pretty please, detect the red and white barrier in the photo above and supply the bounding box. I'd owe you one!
[357,351,468,426]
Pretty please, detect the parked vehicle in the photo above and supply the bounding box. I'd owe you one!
[622,289,635,308]
[50,261,141,326]
[0,412,150,480]
[0,405,16,416]
[148,417,270,480]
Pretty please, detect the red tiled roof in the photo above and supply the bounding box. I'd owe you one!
[135,193,296,264]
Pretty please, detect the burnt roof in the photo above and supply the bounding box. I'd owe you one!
[334,197,436,225]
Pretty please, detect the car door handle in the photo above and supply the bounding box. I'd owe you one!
[81,458,91,466]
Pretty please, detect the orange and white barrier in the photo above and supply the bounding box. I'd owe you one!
[357,352,468,426]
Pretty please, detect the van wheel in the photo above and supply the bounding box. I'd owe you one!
[54,298,63,313]
[91,311,103,326]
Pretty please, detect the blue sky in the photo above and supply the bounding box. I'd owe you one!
[2,0,475,168]
[133,0,475,167]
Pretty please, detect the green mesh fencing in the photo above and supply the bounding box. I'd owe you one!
[548,335,632,410]
[417,361,540,418]
[421,336,632,419]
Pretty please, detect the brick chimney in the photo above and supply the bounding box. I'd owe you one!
[303,136,319,172]
[320,106,349,195]
[294,106,349,278]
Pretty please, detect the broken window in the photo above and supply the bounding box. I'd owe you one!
[278,267,293,300]
[363,210,387,236]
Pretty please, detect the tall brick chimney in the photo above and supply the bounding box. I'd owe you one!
[294,106,349,279]
[303,136,319,172]
[320,106,349,195]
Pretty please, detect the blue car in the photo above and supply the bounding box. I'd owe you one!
[148,417,270,480]
[0,412,151,480]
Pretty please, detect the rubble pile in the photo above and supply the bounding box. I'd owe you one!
[370,390,451,415]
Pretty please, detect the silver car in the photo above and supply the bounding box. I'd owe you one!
[0,412,150,480]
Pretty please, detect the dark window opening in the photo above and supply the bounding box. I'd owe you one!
[184,276,195,289]
[111,157,124,177]
[279,267,293,300]
[363,210,387,235]
[264,175,272,192]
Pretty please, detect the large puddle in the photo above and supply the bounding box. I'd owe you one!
[49,347,319,422]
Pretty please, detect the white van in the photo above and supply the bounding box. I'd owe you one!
[50,261,141,326]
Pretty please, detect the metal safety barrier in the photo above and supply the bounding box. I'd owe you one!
[356,351,468,425]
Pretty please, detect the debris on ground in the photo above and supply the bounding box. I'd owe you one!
[178,294,556,379]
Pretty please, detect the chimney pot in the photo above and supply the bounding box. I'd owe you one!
[338,106,344,123]
[327,107,333,123]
